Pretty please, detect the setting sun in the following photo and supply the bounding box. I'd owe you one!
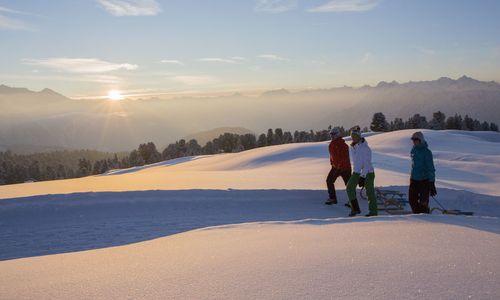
[107,90,123,101]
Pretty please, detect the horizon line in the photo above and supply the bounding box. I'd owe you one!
[2,74,499,100]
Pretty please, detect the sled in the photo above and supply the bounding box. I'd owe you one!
[430,196,474,216]
[360,188,411,214]
[430,207,474,216]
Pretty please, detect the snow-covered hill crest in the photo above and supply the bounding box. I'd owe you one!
[1,129,499,198]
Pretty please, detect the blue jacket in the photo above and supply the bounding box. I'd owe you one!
[410,142,435,182]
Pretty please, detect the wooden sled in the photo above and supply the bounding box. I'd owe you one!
[360,188,412,214]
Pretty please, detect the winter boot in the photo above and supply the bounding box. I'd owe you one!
[348,198,361,217]
[325,198,338,205]
[421,203,430,214]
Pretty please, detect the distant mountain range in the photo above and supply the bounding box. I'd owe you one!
[0,84,67,101]
[1,76,499,152]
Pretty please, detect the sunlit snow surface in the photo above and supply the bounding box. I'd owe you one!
[0,130,499,299]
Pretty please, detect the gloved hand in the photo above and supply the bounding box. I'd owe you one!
[358,176,365,188]
[430,181,437,196]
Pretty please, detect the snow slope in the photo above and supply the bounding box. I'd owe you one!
[1,129,499,199]
[1,130,499,299]
[2,188,499,261]
[1,216,499,299]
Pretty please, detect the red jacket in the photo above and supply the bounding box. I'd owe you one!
[329,137,351,170]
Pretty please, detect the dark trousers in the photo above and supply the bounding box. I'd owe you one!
[326,167,351,200]
[409,179,430,214]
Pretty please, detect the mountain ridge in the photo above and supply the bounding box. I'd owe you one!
[2,75,499,100]
[1,75,499,152]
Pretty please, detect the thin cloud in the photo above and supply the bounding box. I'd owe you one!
[231,56,246,61]
[0,14,31,30]
[308,0,380,13]
[169,75,219,85]
[0,6,27,15]
[96,0,161,16]
[254,0,298,13]
[198,58,239,64]
[0,73,122,84]
[418,47,436,56]
[257,54,290,62]
[308,60,326,65]
[0,6,36,31]
[361,52,374,63]
[23,57,138,73]
[82,74,123,83]
[249,65,263,72]
[0,5,44,17]
[160,60,184,65]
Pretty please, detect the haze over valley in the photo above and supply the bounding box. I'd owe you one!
[1,75,499,151]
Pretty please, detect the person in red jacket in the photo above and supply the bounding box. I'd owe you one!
[325,127,352,205]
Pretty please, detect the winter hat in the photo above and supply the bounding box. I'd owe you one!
[329,127,341,138]
[411,131,426,143]
[350,126,362,139]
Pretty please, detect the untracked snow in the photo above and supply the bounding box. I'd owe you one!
[0,217,499,299]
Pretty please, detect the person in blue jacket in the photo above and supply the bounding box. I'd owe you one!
[409,131,437,214]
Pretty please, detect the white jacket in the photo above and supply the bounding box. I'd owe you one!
[350,139,374,177]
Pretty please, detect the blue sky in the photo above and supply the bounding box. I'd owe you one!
[1,0,499,98]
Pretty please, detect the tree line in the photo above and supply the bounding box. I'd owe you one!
[370,111,499,132]
[1,111,497,185]
[0,128,335,185]
[0,150,126,185]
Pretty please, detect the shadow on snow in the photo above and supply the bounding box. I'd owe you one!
[0,189,498,261]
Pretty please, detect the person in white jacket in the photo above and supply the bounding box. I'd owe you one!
[346,126,378,217]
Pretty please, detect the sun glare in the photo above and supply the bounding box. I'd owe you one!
[107,90,124,101]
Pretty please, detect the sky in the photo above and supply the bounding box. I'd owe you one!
[1,0,499,99]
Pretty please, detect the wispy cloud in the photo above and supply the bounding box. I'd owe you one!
[249,65,263,72]
[254,0,298,13]
[96,0,161,16]
[82,74,123,84]
[0,14,30,30]
[160,59,184,65]
[0,6,27,15]
[231,56,246,61]
[361,51,374,63]
[169,75,219,85]
[418,47,436,56]
[23,58,138,73]
[308,0,379,13]
[0,6,43,17]
[257,54,290,61]
[198,57,239,64]
[0,6,35,30]
[0,73,122,84]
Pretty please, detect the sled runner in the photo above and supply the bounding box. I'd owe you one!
[430,208,474,216]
